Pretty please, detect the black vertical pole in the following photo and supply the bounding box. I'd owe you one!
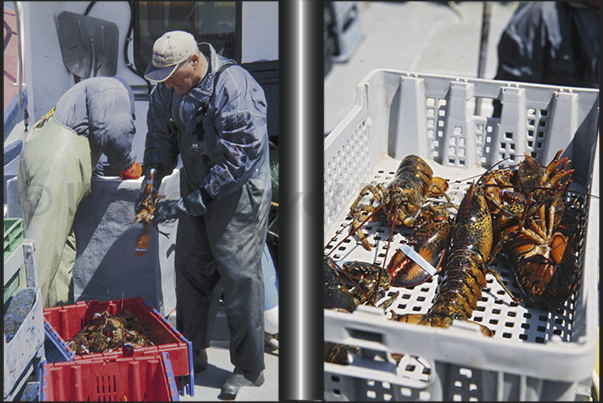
[280,0,324,400]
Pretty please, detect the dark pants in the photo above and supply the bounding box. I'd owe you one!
[175,173,270,375]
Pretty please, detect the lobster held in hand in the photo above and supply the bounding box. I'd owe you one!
[133,168,170,257]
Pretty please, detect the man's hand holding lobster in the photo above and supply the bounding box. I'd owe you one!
[134,164,165,215]
[152,188,209,224]
[133,165,211,256]
[133,165,170,256]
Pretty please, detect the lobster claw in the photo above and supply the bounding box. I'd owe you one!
[387,247,434,287]
[324,258,357,312]
[388,220,452,287]
[430,176,449,196]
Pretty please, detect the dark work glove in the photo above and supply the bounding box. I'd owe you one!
[152,189,209,224]
[134,165,164,214]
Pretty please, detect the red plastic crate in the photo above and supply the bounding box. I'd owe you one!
[40,352,179,401]
[43,297,193,395]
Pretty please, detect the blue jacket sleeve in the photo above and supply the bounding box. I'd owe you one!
[203,66,269,199]
[144,85,180,178]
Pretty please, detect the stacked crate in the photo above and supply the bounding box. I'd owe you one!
[42,296,194,400]
[4,223,45,401]
[40,352,180,401]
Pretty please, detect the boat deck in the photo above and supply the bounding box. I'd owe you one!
[176,308,279,401]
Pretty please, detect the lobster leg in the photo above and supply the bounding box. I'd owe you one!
[483,267,521,303]
[349,184,385,215]
[350,204,387,251]
[351,216,376,250]
[349,184,387,251]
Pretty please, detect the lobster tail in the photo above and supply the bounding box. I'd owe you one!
[513,242,581,305]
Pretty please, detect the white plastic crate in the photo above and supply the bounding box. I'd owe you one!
[4,241,44,399]
[324,70,599,401]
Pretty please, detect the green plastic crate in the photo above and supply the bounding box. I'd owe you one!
[4,270,21,305]
[4,218,23,261]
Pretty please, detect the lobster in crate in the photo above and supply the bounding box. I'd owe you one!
[393,177,518,336]
[324,155,457,317]
[484,150,582,305]
[323,257,360,365]
[349,155,452,249]
[325,151,585,341]
[323,257,400,364]
[67,310,153,355]
[335,155,457,289]
[323,155,458,363]
[393,150,584,335]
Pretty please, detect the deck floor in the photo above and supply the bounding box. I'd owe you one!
[172,308,279,401]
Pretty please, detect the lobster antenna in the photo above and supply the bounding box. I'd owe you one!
[324,202,387,259]
[453,155,523,184]
[324,223,353,252]
[374,202,398,305]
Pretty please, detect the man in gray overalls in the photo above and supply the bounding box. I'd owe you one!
[137,31,271,400]
[18,77,141,308]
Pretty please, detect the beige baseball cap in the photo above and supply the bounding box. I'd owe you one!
[145,31,199,82]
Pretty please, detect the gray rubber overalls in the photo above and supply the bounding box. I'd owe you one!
[17,77,137,308]
[144,42,272,376]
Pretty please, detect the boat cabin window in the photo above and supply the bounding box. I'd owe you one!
[135,1,241,73]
